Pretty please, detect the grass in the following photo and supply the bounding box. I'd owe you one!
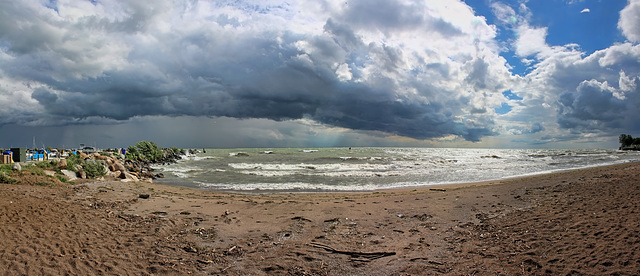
[34,160,57,170]
[0,164,13,174]
[0,172,18,184]
[35,181,54,187]
[56,175,68,183]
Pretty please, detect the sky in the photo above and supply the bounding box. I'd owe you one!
[0,0,639,149]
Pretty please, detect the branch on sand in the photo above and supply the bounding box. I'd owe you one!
[308,242,396,262]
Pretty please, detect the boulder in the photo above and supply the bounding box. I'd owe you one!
[95,154,109,161]
[106,157,116,165]
[141,171,156,179]
[114,162,126,172]
[79,152,89,160]
[57,159,67,169]
[73,164,86,179]
[61,170,78,181]
[121,172,139,182]
[12,163,21,171]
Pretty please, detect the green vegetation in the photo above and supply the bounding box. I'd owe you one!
[36,181,54,187]
[166,147,182,156]
[56,175,68,183]
[0,171,17,184]
[83,159,107,178]
[65,153,82,172]
[619,134,640,150]
[0,164,12,175]
[126,141,163,162]
[64,153,107,179]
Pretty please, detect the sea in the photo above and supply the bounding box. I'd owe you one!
[153,148,640,193]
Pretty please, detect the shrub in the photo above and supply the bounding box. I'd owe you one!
[66,154,82,172]
[83,160,106,179]
[126,141,163,162]
[126,146,140,161]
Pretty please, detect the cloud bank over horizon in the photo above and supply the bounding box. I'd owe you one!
[1,0,639,148]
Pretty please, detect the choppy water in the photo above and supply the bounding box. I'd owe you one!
[153,148,640,193]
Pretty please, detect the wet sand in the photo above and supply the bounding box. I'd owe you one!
[1,162,639,275]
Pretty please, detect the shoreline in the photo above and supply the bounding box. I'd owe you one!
[153,160,640,194]
[1,162,639,275]
[151,147,640,194]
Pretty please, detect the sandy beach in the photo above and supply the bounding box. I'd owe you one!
[1,162,639,275]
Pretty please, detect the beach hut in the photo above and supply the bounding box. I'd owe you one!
[2,151,12,164]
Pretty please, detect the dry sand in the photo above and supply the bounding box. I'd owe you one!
[1,162,639,275]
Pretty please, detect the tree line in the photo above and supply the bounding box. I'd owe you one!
[619,134,640,150]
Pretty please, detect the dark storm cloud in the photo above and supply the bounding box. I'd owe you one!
[557,80,627,130]
[0,0,505,143]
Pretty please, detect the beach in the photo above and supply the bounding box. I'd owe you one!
[1,162,639,275]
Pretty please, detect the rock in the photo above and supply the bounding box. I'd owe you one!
[79,152,89,160]
[43,170,56,177]
[95,155,109,161]
[139,194,150,199]
[114,162,126,172]
[11,163,21,171]
[121,172,139,182]
[155,173,165,178]
[106,157,116,165]
[72,164,87,179]
[57,159,68,169]
[183,246,198,253]
[113,171,122,179]
[61,170,78,181]
[125,161,141,173]
[141,171,156,179]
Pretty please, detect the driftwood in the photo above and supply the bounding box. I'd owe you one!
[308,242,396,262]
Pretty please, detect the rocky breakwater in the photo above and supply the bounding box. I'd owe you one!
[121,150,185,182]
[63,146,188,183]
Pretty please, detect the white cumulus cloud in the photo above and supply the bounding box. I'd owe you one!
[619,0,640,42]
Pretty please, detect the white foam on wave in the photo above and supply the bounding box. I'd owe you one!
[157,148,640,192]
[227,162,398,177]
[194,180,438,192]
[161,166,204,178]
